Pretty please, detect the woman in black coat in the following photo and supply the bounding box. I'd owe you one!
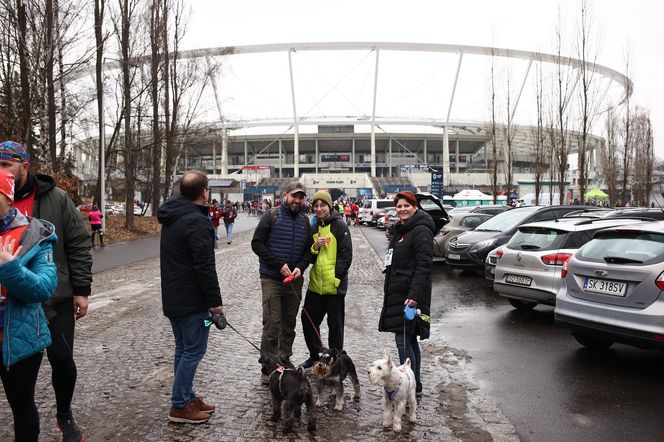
[378,191,434,397]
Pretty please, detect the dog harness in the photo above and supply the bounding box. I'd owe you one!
[269,365,294,395]
[384,366,407,401]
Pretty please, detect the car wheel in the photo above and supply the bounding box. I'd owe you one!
[572,333,614,350]
[508,298,537,312]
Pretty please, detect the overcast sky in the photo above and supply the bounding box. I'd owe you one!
[183,0,663,154]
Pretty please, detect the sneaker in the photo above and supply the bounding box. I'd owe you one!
[56,417,84,442]
[168,402,210,424]
[261,373,270,385]
[227,240,232,244]
[193,396,215,414]
[416,382,423,398]
[299,358,316,369]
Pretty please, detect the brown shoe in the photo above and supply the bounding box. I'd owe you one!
[193,396,215,414]
[168,402,210,424]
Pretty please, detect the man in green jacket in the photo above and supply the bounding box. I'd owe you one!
[0,141,92,442]
[300,190,353,369]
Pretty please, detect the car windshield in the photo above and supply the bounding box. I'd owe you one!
[474,208,537,233]
[508,227,566,251]
[578,231,664,265]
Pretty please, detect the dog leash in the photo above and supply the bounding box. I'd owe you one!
[283,275,324,347]
[225,321,262,353]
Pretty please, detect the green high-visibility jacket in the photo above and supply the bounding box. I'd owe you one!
[308,211,352,295]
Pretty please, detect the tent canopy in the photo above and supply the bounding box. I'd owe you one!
[585,188,608,200]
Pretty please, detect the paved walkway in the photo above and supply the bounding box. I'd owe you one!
[0,224,518,441]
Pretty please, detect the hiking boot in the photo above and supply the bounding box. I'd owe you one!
[299,358,316,369]
[168,402,210,424]
[261,373,270,385]
[56,416,84,442]
[193,396,215,414]
[416,382,423,398]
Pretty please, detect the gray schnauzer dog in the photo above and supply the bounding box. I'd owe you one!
[313,348,361,411]
[258,353,316,433]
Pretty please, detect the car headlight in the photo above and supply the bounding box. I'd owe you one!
[471,239,497,252]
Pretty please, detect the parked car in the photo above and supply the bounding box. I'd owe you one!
[386,192,449,241]
[377,208,396,230]
[433,212,493,261]
[445,205,591,273]
[485,246,500,281]
[493,217,642,311]
[555,221,664,350]
[370,207,394,226]
[605,207,664,220]
[358,199,394,224]
[449,204,510,217]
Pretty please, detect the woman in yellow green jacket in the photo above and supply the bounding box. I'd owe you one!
[299,191,353,369]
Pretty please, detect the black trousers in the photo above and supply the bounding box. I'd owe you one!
[0,351,43,442]
[46,298,77,420]
[301,290,345,360]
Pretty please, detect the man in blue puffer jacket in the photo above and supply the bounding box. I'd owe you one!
[0,168,58,442]
[251,181,312,384]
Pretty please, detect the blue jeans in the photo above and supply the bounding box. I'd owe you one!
[224,222,234,241]
[169,311,210,408]
[395,333,421,384]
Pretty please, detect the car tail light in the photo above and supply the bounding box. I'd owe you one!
[541,253,573,266]
[369,210,374,215]
[652,334,664,342]
[561,259,570,278]
[496,248,503,259]
[655,271,664,291]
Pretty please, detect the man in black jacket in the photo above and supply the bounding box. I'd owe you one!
[158,170,223,424]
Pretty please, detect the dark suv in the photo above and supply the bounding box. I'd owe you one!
[445,205,591,272]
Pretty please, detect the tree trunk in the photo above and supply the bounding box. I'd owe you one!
[150,0,162,212]
[94,0,105,207]
[121,0,135,229]
[17,0,31,146]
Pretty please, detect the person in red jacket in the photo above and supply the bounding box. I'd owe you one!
[88,205,104,247]
[208,200,222,246]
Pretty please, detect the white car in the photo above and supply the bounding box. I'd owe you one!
[493,217,640,311]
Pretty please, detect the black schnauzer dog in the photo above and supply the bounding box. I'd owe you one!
[313,348,361,410]
[258,353,316,433]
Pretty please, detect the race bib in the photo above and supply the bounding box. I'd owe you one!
[384,248,393,267]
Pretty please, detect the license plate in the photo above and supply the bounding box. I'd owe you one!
[505,274,532,286]
[583,278,627,297]
[448,253,461,261]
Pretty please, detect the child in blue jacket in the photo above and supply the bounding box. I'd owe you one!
[0,168,58,441]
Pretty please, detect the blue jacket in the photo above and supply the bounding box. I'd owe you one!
[1,215,58,367]
[251,204,312,281]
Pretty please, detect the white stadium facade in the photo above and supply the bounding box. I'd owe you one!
[75,42,631,202]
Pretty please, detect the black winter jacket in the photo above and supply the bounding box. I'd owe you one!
[378,209,435,339]
[158,195,223,318]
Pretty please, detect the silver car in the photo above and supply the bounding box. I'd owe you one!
[434,212,493,260]
[494,218,639,311]
[555,221,664,350]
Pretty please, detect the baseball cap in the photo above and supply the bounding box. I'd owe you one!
[284,181,306,196]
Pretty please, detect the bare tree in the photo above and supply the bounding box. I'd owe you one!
[532,60,546,205]
[619,56,633,206]
[486,51,500,203]
[552,5,575,205]
[600,108,619,207]
[502,73,516,204]
[630,108,654,206]
[149,0,163,212]
[17,0,31,145]
[575,0,601,204]
[93,0,107,206]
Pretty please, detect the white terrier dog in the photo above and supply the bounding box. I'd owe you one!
[367,353,416,432]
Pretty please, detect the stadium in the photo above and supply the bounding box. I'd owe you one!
[74,42,631,203]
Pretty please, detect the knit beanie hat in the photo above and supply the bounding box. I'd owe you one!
[312,190,333,209]
[0,169,15,204]
[394,191,417,207]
